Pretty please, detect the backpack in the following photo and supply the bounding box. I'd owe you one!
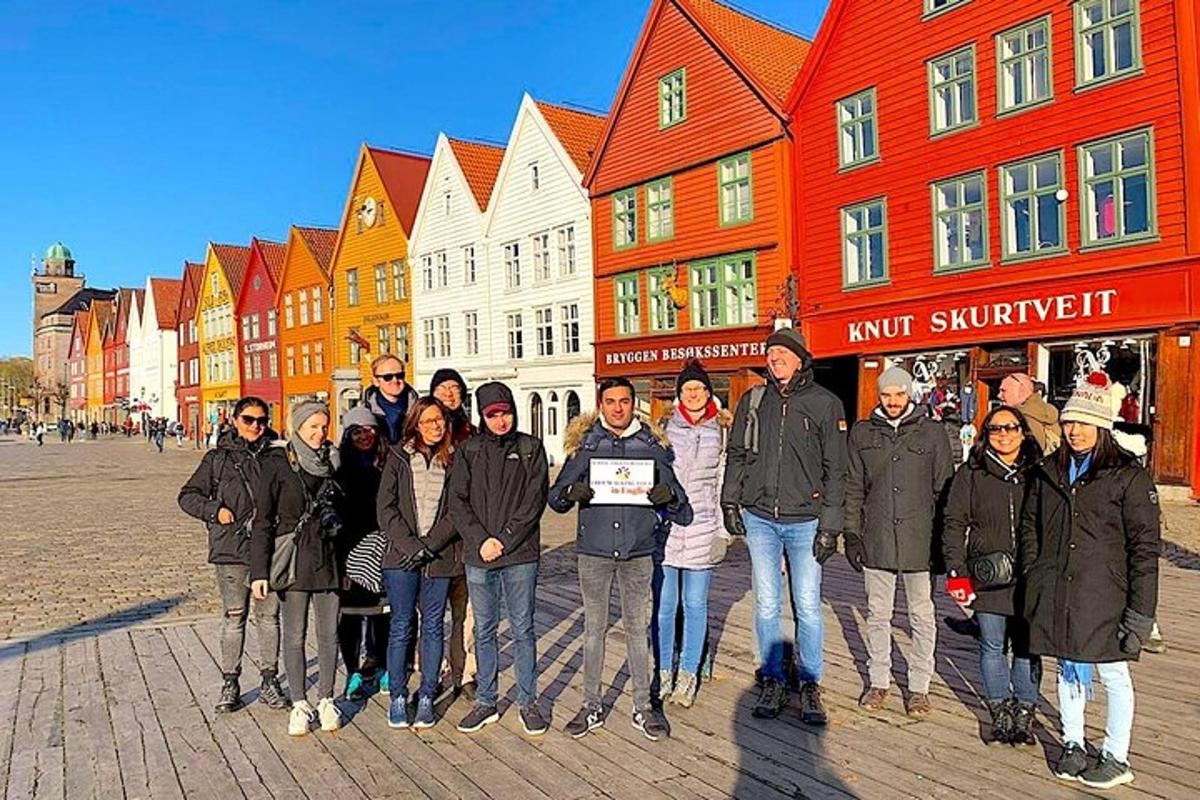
[742,385,768,455]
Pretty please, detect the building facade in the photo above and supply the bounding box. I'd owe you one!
[585,0,812,421]
[31,242,86,421]
[196,243,251,428]
[86,300,110,424]
[136,276,182,421]
[67,309,91,423]
[788,0,1200,494]
[175,262,204,438]
[237,238,287,423]
[277,226,338,434]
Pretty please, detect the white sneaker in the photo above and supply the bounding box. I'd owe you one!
[289,701,314,737]
[317,698,341,732]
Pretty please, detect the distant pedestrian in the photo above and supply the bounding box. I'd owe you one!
[154,420,166,453]
[35,422,44,447]
[998,373,1060,455]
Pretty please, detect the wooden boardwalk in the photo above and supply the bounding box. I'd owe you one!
[2,541,1198,799]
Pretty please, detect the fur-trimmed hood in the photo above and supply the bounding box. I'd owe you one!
[563,411,670,457]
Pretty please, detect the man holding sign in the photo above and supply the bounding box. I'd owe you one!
[550,377,692,742]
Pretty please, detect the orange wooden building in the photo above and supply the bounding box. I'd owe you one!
[585,0,812,418]
[788,0,1200,495]
[276,225,337,434]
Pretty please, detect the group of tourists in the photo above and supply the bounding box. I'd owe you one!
[178,327,1160,791]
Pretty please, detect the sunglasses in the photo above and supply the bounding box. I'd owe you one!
[374,372,405,383]
[986,423,1022,434]
[239,414,268,427]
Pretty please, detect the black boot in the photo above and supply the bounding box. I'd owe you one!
[984,699,1012,745]
[1008,700,1037,747]
[258,670,291,710]
[215,673,243,714]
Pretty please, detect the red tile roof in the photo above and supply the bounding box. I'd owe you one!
[255,239,287,286]
[296,226,337,276]
[368,147,433,235]
[448,138,506,211]
[211,244,252,301]
[110,288,138,346]
[177,261,204,324]
[535,101,607,174]
[92,299,114,344]
[71,309,91,359]
[149,277,183,329]
[133,288,145,318]
[682,0,812,104]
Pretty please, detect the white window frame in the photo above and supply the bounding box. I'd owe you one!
[504,242,521,289]
[506,312,524,360]
[996,16,1053,115]
[1074,0,1142,89]
[464,311,479,356]
[842,198,889,288]
[932,171,990,272]
[532,232,551,282]
[928,45,978,136]
[560,302,580,354]
[556,226,576,276]
[837,88,879,169]
[999,152,1067,261]
[535,306,554,357]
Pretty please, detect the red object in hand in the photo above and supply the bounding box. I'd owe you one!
[946,575,976,605]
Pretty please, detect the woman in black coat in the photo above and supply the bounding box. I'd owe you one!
[1017,374,1160,789]
[943,405,1042,746]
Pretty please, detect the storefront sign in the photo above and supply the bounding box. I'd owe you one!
[602,340,765,367]
[244,340,276,354]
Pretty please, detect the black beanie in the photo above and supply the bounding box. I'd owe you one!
[429,368,467,398]
[675,358,713,398]
[765,327,812,365]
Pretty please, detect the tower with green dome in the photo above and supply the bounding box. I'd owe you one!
[32,241,88,421]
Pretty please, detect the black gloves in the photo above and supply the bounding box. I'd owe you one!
[812,530,839,565]
[564,482,595,504]
[721,504,746,536]
[1118,607,1155,656]
[398,547,437,572]
[647,483,675,507]
[843,535,865,573]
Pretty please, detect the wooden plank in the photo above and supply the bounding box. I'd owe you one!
[6,641,65,800]
[61,638,123,799]
[0,642,27,799]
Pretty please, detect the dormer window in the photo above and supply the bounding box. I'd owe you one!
[530,162,541,191]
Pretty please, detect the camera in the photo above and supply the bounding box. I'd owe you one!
[314,480,344,540]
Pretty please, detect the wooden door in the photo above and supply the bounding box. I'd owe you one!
[1151,327,1196,484]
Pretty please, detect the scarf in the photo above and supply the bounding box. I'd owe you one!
[288,432,337,477]
[1068,451,1092,484]
[679,399,719,425]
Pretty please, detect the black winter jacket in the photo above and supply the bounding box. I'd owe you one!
[178,429,277,565]
[941,449,1028,615]
[363,384,420,444]
[446,382,549,570]
[1018,453,1160,663]
[549,414,693,560]
[333,447,385,607]
[377,445,462,577]
[250,444,341,592]
[722,367,849,531]
[844,405,955,572]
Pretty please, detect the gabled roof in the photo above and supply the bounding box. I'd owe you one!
[211,243,252,301]
[91,299,113,345]
[369,146,433,235]
[44,287,116,319]
[149,277,183,329]
[176,261,205,326]
[447,138,505,211]
[111,288,138,346]
[251,238,287,286]
[534,101,607,174]
[783,0,844,113]
[296,226,337,274]
[133,288,146,318]
[70,309,91,360]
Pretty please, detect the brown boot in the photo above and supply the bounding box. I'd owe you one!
[905,692,932,718]
[859,686,889,711]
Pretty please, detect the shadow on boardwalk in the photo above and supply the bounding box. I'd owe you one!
[0,594,185,662]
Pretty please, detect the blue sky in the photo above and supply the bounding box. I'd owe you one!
[0,0,828,357]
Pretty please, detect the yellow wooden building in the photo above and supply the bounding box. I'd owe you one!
[196,242,251,427]
[276,225,338,434]
[328,144,430,425]
[85,299,111,423]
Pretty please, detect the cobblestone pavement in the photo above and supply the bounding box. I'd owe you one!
[1,433,1197,639]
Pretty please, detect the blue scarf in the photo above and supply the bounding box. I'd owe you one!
[1061,450,1095,695]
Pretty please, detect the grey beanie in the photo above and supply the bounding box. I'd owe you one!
[291,401,330,431]
[340,405,378,432]
[877,366,915,396]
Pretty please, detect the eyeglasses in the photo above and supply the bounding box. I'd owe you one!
[418,418,445,428]
[238,414,268,427]
[374,372,405,383]
[986,423,1022,434]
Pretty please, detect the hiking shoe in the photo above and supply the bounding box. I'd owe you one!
[519,704,549,736]
[632,708,670,741]
[456,703,500,734]
[752,678,787,719]
[258,671,291,710]
[798,682,827,726]
[984,700,1013,745]
[379,671,390,696]
[412,696,435,729]
[215,674,243,714]
[1079,752,1134,789]
[1054,743,1090,781]
[659,668,676,700]
[388,696,409,729]
[1008,700,1037,747]
[345,672,367,701]
[316,698,341,732]
[672,670,698,708]
[564,704,605,738]
[859,686,889,711]
[288,701,314,736]
[905,693,932,718]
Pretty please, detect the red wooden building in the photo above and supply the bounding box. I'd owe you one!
[174,261,204,440]
[788,0,1200,495]
[236,237,287,423]
[586,0,812,418]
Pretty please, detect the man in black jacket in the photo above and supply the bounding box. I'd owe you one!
[721,327,848,724]
[177,396,289,714]
[549,377,692,742]
[447,381,550,736]
[363,353,420,444]
[844,367,953,718]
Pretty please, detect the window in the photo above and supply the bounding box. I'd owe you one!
[1000,154,1065,259]
[190,358,199,384]
[306,341,319,373]
[648,269,678,331]
[933,172,989,271]
[394,325,408,364]
[240,316,250,341]
[346,269,359,306]
[349,329,361,364]
[504,242,521,289]
[301,344,311,375]
[392,259,406,300]
[436,316,451,358]
[507,312,524,360]
[177,322,185,346]
[536,307,554,357]
[842,199,889,287]
[422,319,436,360]
[377,325,391,356]
[646,178,674,241]
[659,68,686,128]
[929,46,977,134]
[284,294,294,328]
[530,162,540,191]
[250,313,261,339]
[243,354,253,380]
[422,255,434,291]
[556,226,576,275]
[311,286,322,324]
[1075,0,1141,87]
[465,312,479,356]
[613,190,637,249]
[462,245,477,285]
[189,320,196,342]
[286,346,296,377]
[436,252,448,288]
[925,0,970,15]
[560,303,580,354]
[690,254,757,329]
[298,289,310,326]
[837,89,878,168]
[443,192,451,216]
[997,18,1052,113]
[267,310,277,337]
[615,274,640,336]
[1079,129,1154,246]
[718,154,753,225]
[211,273,219,294]
[268,351,278,378]
[374,264,387,303]
[527,232,548,282]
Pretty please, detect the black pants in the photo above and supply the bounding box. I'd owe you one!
[337,613,389,676]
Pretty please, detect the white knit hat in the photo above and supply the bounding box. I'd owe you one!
[1060,373,1114,430]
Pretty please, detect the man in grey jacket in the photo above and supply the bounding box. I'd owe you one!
[844,366,953,718]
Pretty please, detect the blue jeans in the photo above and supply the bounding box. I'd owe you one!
[1058,661,1134,763]
[466,562,538,708]
[658,566,713,675]
[976,612,1040,704]
[744,513,823,684]
[382,569,450,700]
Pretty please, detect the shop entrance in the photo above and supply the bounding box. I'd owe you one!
[812,356,858,423]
